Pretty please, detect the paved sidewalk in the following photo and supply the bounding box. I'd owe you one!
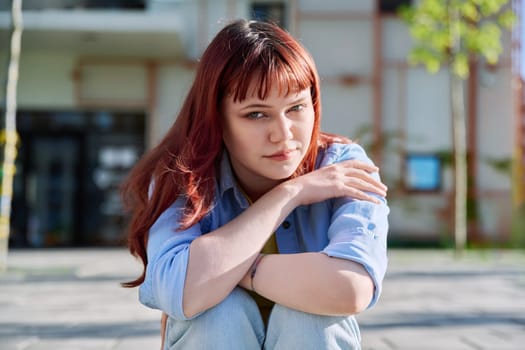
[357,249,525,350]
[0,248,524,350]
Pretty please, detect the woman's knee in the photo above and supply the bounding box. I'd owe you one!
[199,287,261,324]
[265,304,361,350]
[165,288,264,350]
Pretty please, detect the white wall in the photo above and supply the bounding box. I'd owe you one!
[382,17,412,62]
[296,4,375,142]
[17,52,76,109]
[151,63,195,145]
[297,0,373,12]
[320,83,373,138]
[12,51,155,110]
[175,0,249,60]
[477,66,514,191]
[80,63,147,103]
[298,20,374,77]
[405,68,452,152]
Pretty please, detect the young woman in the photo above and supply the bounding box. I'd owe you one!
[122,19,389,350]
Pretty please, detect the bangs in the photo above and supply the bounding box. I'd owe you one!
[224,44,314,102]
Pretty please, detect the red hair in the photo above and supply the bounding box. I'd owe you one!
[122,20,349,287]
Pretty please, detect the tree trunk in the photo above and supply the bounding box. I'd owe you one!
[0,0,23,272]
[450,73,468,255]
[449,4,467,256]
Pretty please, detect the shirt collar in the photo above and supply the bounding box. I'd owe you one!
[218,151,250,209]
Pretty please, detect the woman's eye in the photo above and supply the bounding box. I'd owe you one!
[289,104,306,112]
[245,111,266,120]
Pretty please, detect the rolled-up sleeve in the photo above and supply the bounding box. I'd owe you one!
[321,143,389,308]
[138,197,203,320]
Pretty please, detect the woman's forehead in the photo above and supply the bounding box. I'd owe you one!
[239,80,310,101]
[226,63,312,102]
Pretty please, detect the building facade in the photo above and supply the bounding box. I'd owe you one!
[0,0,521,247]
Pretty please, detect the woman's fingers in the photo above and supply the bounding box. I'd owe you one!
[345,169,387,191]
[345,186,382,204]
[348,177,387,197]
[337,161,388,193]
[340,159,379,173]
[293,159,388,205]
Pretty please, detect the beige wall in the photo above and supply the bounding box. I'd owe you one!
[17,52,76,109]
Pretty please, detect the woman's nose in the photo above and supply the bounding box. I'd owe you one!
[269,115,293,143]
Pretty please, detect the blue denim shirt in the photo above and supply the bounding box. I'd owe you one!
[139,143,389,320]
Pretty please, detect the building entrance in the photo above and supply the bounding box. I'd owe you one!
[11,111,145,247]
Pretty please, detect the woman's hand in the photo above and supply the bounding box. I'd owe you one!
[284,159,387,206]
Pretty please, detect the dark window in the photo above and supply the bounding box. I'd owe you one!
[19,0,146,11]
[251,2,286,27]
[379,0,412,14]
[11,111,145,247]
[77,0,146,9]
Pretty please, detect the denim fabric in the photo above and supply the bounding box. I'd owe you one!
[164,288,361,350]
[139,143,389,323]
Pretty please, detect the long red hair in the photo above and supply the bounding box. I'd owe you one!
[121,19,348,287]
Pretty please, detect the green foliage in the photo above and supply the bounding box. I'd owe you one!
[435,149,454,167]
[399,0,516,79]
[484,156,512,175]
[511,203,525,248]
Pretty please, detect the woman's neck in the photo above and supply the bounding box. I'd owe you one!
[235,176,283,202]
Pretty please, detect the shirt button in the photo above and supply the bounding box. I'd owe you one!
[282,221,291,229]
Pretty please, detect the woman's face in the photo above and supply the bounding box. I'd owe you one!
[222,84,315,199]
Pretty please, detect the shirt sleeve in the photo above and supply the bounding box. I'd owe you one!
[321,143,389,309]
[138,197,205,320]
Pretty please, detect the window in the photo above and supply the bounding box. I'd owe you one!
[18,0,146,11]
[76,0,146,10]
[404,153,442,192]
[12,111,145,247]
[251,2,286,27]
[379,0,412,14]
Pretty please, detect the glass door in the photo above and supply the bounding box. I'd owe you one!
[26,137,80,246]
[12,110,145,247]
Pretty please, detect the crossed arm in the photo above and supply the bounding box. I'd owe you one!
[158,158,387,348]
[182,159,387,318]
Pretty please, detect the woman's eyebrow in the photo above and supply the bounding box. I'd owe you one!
[239,95,309,111]
[239,103,272,111]
[287,96,309,106]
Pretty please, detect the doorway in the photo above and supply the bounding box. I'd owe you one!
[11,110,145,247]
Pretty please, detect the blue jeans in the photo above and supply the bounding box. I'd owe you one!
[164,288,361,349]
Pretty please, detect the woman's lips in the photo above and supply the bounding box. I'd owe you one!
[265,149,296,161]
